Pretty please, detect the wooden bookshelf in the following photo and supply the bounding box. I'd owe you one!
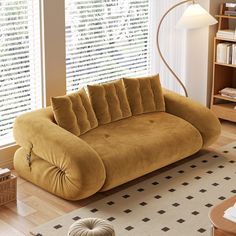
[214,61,236,68]
[212,103,236,122]
[215,37,236,42]
[213,94,236,103]
[215,14,236,19]
[211,3,236,123]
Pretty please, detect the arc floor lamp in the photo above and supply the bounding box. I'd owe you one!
[157,0,218,97]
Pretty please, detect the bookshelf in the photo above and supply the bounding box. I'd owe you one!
[211,3,236,122]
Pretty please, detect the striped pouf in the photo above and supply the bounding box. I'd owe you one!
[67,218,115,236]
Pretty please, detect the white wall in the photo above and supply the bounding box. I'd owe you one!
[151,0,187,95]
[185,0,211,105]
[42,0,66,106]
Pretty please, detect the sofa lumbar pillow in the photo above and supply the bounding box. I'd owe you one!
[87,79,131,125]
[123,74,165,115]
[51,88,98,136]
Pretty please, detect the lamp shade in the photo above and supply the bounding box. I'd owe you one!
[176,3,218,29]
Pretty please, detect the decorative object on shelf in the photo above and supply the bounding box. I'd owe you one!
[67,218,115,236]
[0,168,17,206]
[157,0,217,97]
[224,3,236,16]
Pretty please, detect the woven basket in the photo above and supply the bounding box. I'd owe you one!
[0,175,17,206]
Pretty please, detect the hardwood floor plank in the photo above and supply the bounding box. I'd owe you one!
[25,210,60,226]
[0,205,35,235]
[0,219,25,236]
[5,200,37,217]
[22,196,63,218]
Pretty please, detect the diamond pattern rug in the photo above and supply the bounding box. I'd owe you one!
[31,142,236,236]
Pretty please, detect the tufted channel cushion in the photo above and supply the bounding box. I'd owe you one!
[87,80,131,125]
[51,88,98,136]
[123,74,165,115]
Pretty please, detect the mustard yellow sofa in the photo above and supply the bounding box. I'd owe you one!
[13,77,221,201]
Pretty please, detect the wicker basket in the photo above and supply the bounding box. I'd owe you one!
[0,175,17,206]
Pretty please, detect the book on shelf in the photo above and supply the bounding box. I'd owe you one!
[0,168,11,182]
[224,3,236,15]
[227,44,232,64]
[232,44,236,64]
[217,43,232,64]
[224,10,236,16]
[225,3,236,8]
[216,29,236,40]
[216,43,236,65]
[219,87,236,99]
[225,3,236,14]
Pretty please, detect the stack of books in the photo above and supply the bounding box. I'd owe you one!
[219,88,236,109]
[220,87,236,99]
[216,29,236,40]
[216,43,236,64]
[0,168,11,182]
[224,3,236,16]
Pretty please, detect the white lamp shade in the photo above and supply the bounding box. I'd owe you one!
[176,3,218,29]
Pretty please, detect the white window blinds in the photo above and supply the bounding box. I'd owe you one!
[0,1,42,146]
[65,0,151,93]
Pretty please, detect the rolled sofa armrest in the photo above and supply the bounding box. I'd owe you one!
[163,89,221,148]
[13,107,106,200]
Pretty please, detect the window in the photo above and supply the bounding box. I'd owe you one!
[0,0,42,146]
[65,0,151,93]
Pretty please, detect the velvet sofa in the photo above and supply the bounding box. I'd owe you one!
[13,75,221,200]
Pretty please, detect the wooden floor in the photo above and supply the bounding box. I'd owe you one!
[0,120,236,236]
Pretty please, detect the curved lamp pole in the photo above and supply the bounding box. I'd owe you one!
[156,0,193,97]
[156,0,217,97]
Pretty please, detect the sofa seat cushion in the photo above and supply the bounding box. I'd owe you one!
[80,112,203,191]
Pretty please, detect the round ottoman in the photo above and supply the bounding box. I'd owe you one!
[67,218,115,236]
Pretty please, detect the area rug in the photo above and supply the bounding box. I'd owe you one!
[31,142,236,236]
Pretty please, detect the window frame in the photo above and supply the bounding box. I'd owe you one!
[0,0,43,147]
